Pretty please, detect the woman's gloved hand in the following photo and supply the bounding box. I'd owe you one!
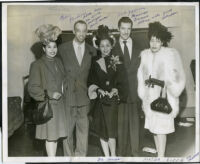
[145,75,165,88]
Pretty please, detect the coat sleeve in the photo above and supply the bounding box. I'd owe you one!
[87,57,99,100]
[165,49,186,98]
[28,62,45,101]
[165,49,186,118]
[137,51,146,100]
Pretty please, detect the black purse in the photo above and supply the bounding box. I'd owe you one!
[151,87,172,114]
[99,95,119,106]
[33,90,53,125]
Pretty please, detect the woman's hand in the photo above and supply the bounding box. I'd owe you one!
[97,88,106,98]
[108,88,118,98]
[52,92,62,100]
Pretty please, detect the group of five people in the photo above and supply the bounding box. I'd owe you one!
[28,16,185,157]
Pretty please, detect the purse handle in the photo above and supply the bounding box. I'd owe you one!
[160,85,167,99]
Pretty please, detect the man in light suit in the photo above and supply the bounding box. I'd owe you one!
[58,20,96,156]
[112,17,141,156]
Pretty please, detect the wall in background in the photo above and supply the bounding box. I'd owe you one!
[6,4,196,116]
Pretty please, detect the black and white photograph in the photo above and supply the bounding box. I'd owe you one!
[2,2,199,163]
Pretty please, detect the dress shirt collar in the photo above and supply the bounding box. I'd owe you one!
[119,37,133,58]
[119,37,132,45]
[73,39,85,57]
[73,39,85,49]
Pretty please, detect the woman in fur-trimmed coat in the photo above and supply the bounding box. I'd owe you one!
[137,22,186,157]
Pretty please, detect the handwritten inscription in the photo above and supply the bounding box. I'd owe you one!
[162,11,178,20]
[132,9,149,25]
[118,7,177,25]
[187,152,200,161]
[117,7,146,17]
[59,7,108,28]
[166,158,184,162]
[152,13,160,19]
[143,157,161,162]
[58,7,178,27]
[97,157,121,162]
[60,15,71,21]
[143,157,184,162]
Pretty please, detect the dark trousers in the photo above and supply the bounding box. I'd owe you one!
[117,103,140,156]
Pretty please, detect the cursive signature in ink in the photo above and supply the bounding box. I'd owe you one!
[152,13,160,19]
[162,8,178,20]
[97,157,121,162]
[97,157,104,162]
[143,157,161,162]
[187,152,200,161]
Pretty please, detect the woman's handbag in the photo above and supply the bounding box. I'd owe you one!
[33,90,53,125]
[151,86,172,114]
[99,95,119,106]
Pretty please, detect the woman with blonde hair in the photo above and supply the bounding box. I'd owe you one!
[28,24,69,156]
[137,22,186,157]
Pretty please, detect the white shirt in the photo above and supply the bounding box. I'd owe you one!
[119,37,132,59]
[73,39,85,61]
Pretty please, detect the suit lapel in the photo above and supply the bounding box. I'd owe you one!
[115,41,123,57]
[116,39,132,69]
[130,39,141,70]
[115,38,139,71]
[68,41,81,68]
[81,43,91,69]
[130,40,135,63]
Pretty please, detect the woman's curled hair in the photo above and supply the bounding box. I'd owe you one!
[148,21,173,47]
[93,25,115,48]
[35,24,62,46]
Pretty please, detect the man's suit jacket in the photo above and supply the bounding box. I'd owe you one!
[112,37,141,103]
[58,41,97,106]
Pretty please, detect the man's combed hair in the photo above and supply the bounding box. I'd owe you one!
[118,17,133,28]
[74,20,87,30]
[148,21,173,47]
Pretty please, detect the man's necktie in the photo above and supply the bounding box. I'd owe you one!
[123,41,131,63]
[77,45,82,65]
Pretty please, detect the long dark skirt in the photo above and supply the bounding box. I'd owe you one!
[90,100,118,141]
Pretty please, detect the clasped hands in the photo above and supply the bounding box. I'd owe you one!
[97,88,118,98]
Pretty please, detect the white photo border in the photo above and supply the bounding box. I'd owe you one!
[2,2,199,163]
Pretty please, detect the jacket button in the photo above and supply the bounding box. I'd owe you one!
[106,81,110,86]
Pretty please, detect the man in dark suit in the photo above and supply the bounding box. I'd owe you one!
[112,17,141,156]
[58,20,96,156]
